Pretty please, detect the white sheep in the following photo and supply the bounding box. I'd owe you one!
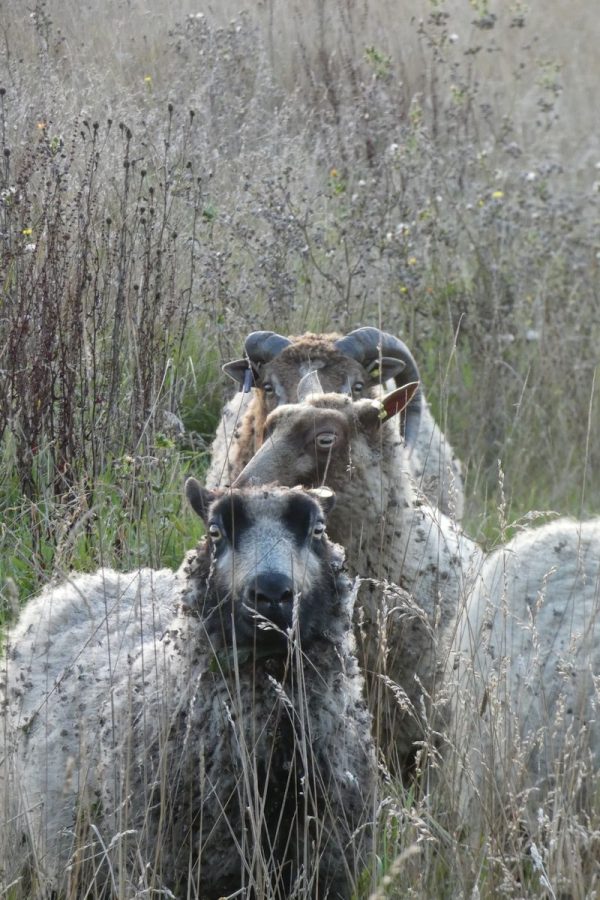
[1,484,376,899]
[448,517,600,843]
[233,381,482,772]
[208,328,465,520]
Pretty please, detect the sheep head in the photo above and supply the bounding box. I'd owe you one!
[222,328,422,447]
[184,480,343,655]
[232,381,419,492]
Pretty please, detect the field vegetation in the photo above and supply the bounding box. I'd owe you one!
[1,0,599,896]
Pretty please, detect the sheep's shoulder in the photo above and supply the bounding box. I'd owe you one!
[3,567,176,733]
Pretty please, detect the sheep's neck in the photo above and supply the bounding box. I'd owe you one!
[326,429,474,616]
[327,431,411,586]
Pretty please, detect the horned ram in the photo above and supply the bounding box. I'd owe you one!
[0,485,376,899]
[208,327,465,519]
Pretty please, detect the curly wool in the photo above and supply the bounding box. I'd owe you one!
[450,517,600,829]
[1,520,375,898]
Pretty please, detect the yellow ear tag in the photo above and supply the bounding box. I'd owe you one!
[378,403,387,420]
[370,366,381,378]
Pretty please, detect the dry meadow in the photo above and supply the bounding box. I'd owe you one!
[1,0,599,896]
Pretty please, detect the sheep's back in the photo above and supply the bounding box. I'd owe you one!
[1,566,177,884]
[451,518,600,824]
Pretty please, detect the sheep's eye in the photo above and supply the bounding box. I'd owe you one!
[263,382,274,394]
[208,523,222,541]
[315,432,337,449]
[313,520,326,538]
[352,381,365,394]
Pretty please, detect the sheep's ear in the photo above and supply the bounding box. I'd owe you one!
[378,381,420,423]
[365,356,407,383]
[185,477,216,523]
[307,486,336,517]
[222,358,258,387]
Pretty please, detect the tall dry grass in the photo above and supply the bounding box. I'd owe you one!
[1,0,600,896]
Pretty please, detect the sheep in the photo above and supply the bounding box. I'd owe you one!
[207,328,465,520]
[233,377,482,772]
[448,517,600,848]
[1,484,376,899]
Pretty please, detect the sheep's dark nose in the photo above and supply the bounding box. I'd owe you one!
[249,573,295,608]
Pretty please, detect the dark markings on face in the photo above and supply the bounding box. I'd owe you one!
[282,492,324,549]
[210,492,252,552]
[200,488,335,655]
[207,490,326,557]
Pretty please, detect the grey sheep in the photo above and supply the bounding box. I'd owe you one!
[449,517,600,840]
[1,484,376,899]
[207,328,465,520]
[233,379,481,772]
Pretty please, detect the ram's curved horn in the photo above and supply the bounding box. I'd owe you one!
[334,327,422,447]
[296,370,325,402]
[244,331,292,366]
[222,332,292,386]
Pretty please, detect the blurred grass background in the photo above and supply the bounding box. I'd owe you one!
[2,0,598,591]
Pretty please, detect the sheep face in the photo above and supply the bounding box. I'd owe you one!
[233,383,418,491]
[223,332,412,413]
[229,338,373,414]
[185,480,342,653]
